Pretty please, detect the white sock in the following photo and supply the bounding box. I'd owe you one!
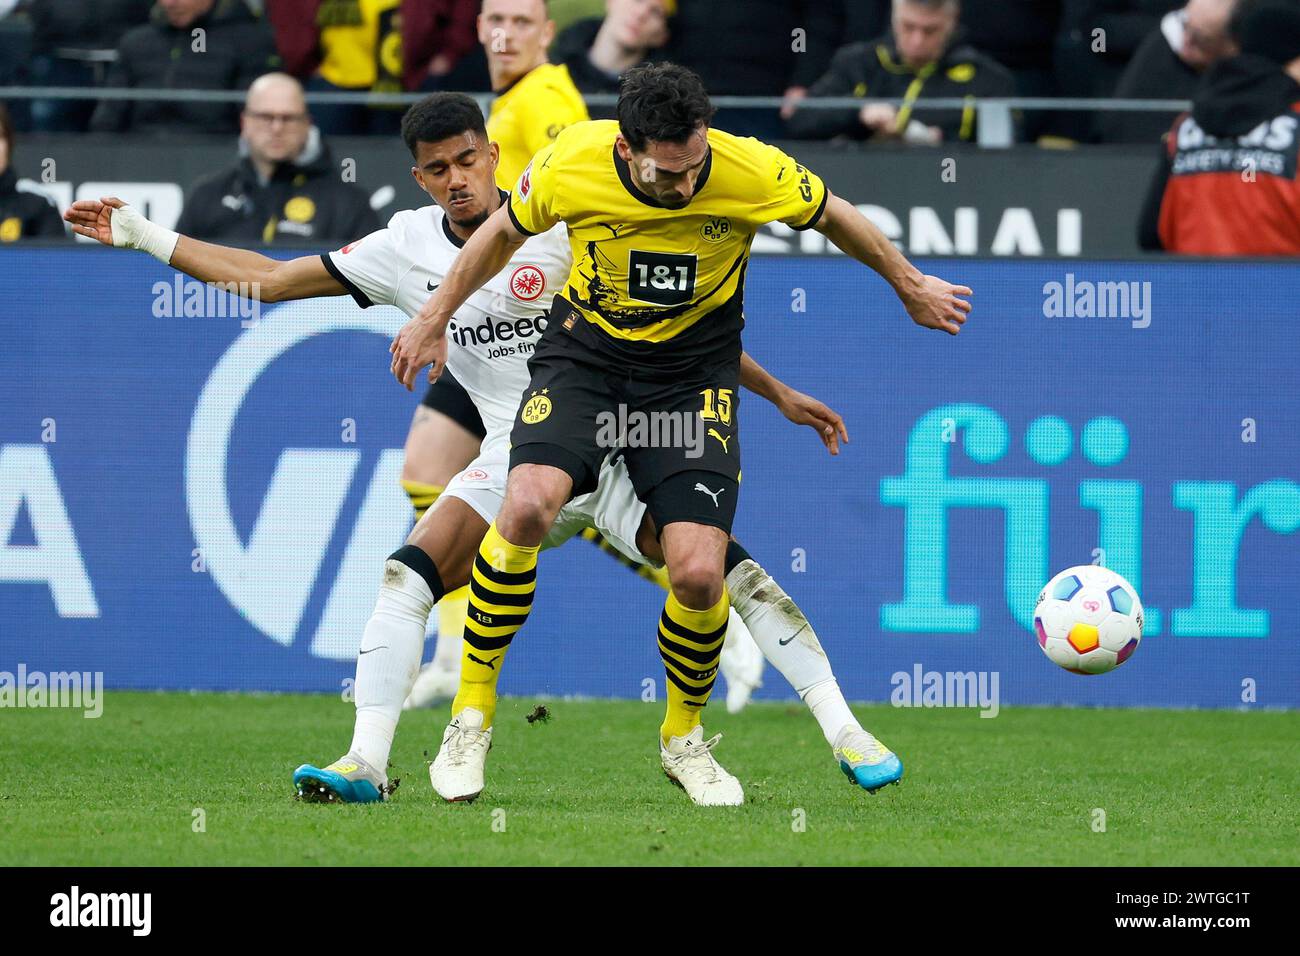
[801,678,860,748]
[725,558,862,746]
[348,559,435,770]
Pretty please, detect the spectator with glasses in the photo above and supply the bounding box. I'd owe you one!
[175,72,379,242]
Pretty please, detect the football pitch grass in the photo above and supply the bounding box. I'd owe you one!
[2,692,1296,867]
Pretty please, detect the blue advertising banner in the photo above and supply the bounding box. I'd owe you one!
[1,249,1297,708]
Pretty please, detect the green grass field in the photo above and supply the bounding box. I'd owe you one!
[2,693,1296,866]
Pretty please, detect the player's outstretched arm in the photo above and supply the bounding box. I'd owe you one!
[390,202,527,390]
[740,351,848,456]
[813,193,973,335]
[63,197,345,303]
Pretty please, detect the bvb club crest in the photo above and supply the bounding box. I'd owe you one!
[701,217,731,243]
[521,388,552,424]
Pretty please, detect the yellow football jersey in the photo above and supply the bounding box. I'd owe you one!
[508,119,828,369]
[488,62,590,190]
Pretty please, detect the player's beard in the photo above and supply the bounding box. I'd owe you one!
[636,178,690,209]
[445,189,491,230]
[451,206,491,230]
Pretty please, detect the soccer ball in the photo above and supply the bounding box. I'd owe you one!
[1034,566,1143,675]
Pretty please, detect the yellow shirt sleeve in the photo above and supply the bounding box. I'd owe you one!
[507,141,560,236]
[750,142,829,231]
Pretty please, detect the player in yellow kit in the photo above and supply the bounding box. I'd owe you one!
[392,63,972,805]
[479,0,589,190]
[400,0,754,712]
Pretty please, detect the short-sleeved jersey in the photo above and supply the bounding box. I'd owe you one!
[488,62,589,191]
[322,196,572,441]
[507,120,828,373]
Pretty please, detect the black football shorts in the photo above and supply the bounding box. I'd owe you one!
[508,330,742,533]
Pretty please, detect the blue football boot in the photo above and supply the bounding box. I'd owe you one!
[834,727,903,793]
[293,754,389,803]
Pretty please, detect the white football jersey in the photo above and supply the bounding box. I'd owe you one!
[323,199,572,441]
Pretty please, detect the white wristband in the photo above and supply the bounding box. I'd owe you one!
[110,203,180,265]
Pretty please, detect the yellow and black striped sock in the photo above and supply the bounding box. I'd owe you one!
[580,526,671,590]
[451,521,538,728]
[400,478,443,522]
[658,587,729,744]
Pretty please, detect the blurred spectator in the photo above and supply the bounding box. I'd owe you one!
[175,72,379,242]
[0,103,66,241]
[667,0,840,138]
[91,0,282,136]
[1099,0,1240,142]
[1140,0,1300,254]
[480,0,589,189]
[787,0,1015,145]
[552,0,672,95]
[268,0,483,133]
[26,0,152,132]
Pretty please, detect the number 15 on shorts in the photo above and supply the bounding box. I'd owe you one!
[700,388,733,425]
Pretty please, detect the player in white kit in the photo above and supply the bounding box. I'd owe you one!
[65,93,899,806]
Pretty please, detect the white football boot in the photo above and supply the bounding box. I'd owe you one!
[660,726,744,806]
[403,661,460,710]
[719,608,765,714]
[429,707,493,802]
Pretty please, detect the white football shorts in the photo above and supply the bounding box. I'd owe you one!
[440,433,653,567]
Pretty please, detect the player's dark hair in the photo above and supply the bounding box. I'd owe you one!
[617,62,715,151]
[400,93,488,158]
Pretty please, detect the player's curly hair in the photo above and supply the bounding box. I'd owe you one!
[617,62,715,151]
[400,93,488,158]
